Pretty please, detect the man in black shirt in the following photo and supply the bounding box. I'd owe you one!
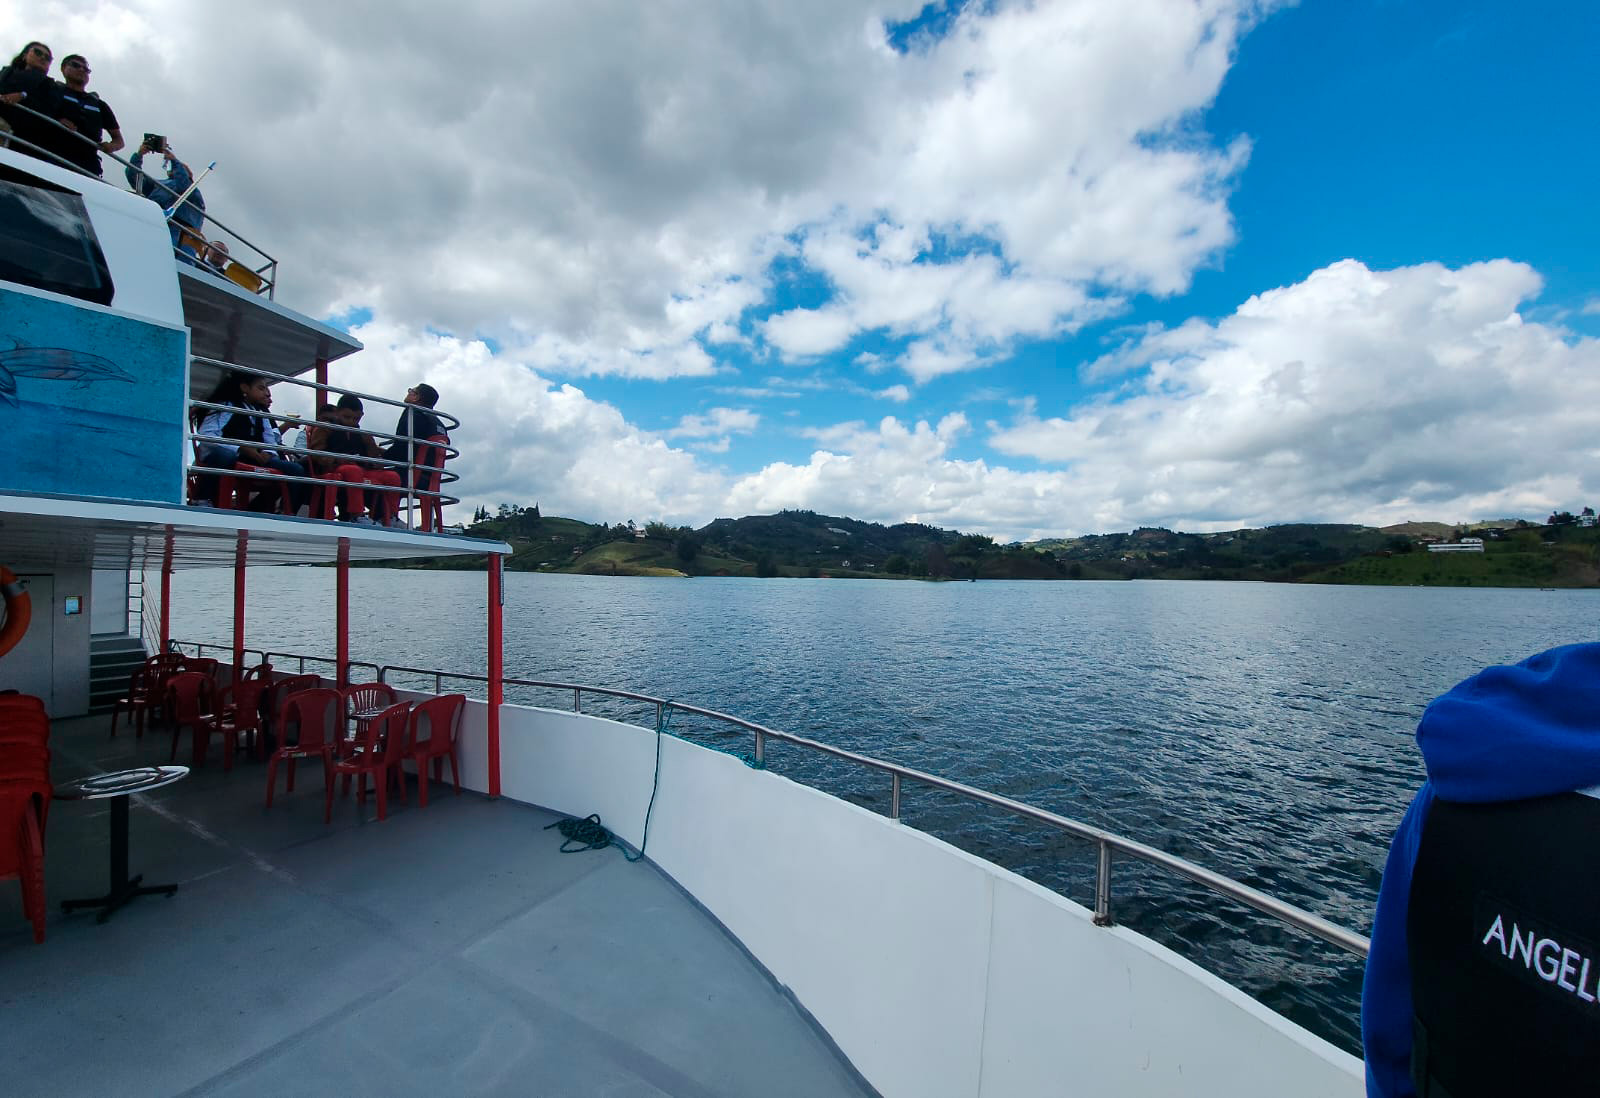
[53,54,121,176]
[382,382,445,465]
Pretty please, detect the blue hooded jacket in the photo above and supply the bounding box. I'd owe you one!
[1361,642,1600,1096]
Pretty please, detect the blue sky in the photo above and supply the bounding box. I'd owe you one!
[17,0,1599,538]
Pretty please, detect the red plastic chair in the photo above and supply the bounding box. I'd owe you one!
[411,434,451,531]
[311,464,369,521]
[339,682,397,758]
[265,688,341,808]
[262,673,322,750]
[326,701,411,823]
[408,694,465,807]
[0,784,49,943]
[0,716,51,943]
[109,665,158,740]
[208,679,267,767]
[165,671,221,767]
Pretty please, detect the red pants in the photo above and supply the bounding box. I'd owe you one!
[364,469,403,525]
[319,465,368,518]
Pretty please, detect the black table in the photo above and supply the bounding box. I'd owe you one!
[55,766,188,923]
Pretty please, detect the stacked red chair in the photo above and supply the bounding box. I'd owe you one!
[264,689,341,808]
[327,701,412,823]
[407,694,466,807]
[0,694,51,943]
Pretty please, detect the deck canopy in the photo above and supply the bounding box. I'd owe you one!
[179,267,362,399]
[0,493,507,573]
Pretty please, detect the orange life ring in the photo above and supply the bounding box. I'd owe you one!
[0,566,31,658]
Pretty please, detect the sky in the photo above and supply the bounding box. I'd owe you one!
[10,0,1599,541]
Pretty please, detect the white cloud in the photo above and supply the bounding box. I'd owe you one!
[7,0,1270,386]
[990,259,1600,531]
[666,407,761,439]
[876,384,912,403]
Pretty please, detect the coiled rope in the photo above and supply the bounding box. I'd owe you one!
[543,702,670,862]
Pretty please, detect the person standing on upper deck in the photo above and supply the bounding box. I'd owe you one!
[126,136,206,263]
[52,54,121,176]
[0,42,61,159]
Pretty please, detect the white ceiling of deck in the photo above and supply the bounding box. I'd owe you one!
[0,494,507,573]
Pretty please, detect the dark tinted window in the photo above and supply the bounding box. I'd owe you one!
[0,163,115,306]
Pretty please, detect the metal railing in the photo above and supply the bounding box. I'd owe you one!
[168,641,379,683]
[362,660,1369,958]
[186,357,461,531]
[4,104,280,296]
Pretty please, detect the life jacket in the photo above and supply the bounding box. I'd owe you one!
[1407,790,1600,1096]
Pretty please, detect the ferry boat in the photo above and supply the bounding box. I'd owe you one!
[0,127,1367,1094]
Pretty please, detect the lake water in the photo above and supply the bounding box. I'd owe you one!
[170,570,1600,1052]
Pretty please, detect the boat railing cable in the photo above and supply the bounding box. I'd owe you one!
[362,660,1370,958]
[5,104,281,297]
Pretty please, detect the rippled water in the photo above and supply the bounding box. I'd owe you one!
[171,570,1600,1052]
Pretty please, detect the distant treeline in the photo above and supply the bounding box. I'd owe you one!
[382,507,1598,588]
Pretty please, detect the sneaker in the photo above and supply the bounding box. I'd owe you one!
[351,515,377,527]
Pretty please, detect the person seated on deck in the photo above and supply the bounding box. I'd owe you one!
[193,372,310,513]
[0,42,61,158]
[200,239,230,276]
[51,54,121,176]
[1361,643,1600,1098]
[311,396,401,526]
[306,403,370,524]
[126,135,206,265]
[381,382,445,467]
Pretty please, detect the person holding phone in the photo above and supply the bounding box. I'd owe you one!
[126,133,207,263]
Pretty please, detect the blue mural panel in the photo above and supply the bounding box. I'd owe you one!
[1,286,187,504]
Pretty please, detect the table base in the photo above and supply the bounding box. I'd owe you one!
[61,874,179,924]
[59,794,179,924]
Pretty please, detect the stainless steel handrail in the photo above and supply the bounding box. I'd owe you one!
[170,641,379,682]
[186,357,461,529]
[365,660,1369,957]
[5,104,280,296]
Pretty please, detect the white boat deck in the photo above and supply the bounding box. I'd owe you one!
[0,714,873,1097]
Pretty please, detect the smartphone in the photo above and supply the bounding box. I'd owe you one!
[143,133,166,153]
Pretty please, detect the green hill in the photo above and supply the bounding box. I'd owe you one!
[395,505,1600,588]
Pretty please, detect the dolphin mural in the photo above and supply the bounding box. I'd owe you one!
[0,342,135,405]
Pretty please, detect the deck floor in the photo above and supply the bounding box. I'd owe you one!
[0,713,874,1097]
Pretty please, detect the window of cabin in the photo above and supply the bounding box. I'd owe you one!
[0,163,115,306]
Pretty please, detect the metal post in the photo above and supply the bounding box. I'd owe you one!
[487,553,504,798]
[159,529,174,655]
[754,730,765,768]
[336,538,350,689]
[232,532,247,685]
[891,773,902,820]
[1094,840,1114,927]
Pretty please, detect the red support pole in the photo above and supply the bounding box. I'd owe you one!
[487,552,503,798]
[232,531,247,685]
[337,537,350,690]
[314,356,328,401]
[159,528,174,653]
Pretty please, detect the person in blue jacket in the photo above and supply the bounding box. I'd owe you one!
[1362,642,1600,1097]
[125,136,206,262]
